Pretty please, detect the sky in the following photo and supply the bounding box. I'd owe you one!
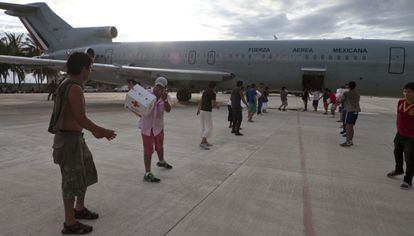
[1,0,414,42]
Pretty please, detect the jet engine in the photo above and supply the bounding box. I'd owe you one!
[91,26,118,39]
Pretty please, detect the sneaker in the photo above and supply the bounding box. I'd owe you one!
[278,108,281,111]
[387,170,404,178]
[400,182,412,190]
[235,132,244,136]
[206,143,213,147]
[199,143,210,150]
[342,134,347,137]
[340,141,353,147]
[143,172,160,183]
[340,130,346,134]
[156,161,172,169]
[231,130,235,133]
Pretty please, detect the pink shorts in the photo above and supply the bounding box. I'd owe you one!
[141,130,164,156]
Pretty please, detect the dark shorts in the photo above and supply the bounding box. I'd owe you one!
[227,105,233,122]
[53,132,98,200]
[345,112,359,125]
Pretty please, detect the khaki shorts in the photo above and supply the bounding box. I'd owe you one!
[53,132,98,200]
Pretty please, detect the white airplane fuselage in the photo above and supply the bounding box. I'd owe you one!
[0,2,412,97]
[68,39,414,97]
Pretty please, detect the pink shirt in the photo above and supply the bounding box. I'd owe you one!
[139,89,172,136]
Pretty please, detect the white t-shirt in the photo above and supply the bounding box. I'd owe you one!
[312,91,320,101]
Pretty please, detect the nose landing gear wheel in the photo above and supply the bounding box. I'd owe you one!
[176,89,192,102]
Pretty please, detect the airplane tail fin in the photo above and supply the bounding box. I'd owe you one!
[0,2,117,52]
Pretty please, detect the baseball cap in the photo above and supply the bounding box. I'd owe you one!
[155,76,168,87]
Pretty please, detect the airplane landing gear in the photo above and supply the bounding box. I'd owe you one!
[176,89,192,102]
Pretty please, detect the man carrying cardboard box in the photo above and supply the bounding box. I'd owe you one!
[139,77,173,182]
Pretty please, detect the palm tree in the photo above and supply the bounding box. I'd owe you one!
[0,36,9,84]
[23,35,59,89]
[5,33,25,86]
[1,32,60,90]
[22,35,40,57]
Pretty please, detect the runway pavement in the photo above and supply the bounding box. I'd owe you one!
[0,92,413,236]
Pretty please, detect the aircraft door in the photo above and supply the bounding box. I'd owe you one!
[207,51,215,65]
[105,49,113,64]
[302,73,324,91]
[388,47,405,74]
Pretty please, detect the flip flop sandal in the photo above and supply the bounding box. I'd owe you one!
[74,208,99,220]
[62,221,93,234]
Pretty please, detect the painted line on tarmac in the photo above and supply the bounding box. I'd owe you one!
[359,112,379,115]
[297,112,317,236]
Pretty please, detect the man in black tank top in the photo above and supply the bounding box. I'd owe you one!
[230,80,248,135]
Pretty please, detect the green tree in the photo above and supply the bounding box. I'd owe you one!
[1,32,60,90]
[0,36,9,84]
[5,33,25,86]
[23,35,59,89]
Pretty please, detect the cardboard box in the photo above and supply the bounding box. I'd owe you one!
[124,85,156,116]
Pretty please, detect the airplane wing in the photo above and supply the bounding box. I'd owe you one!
[0,55,234,82]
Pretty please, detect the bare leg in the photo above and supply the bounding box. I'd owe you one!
[144,154,152,172]
[346,124,354,142]
[201,137,208,144]
[75,193,85,211]
[156,148,164,162]
[63,199,76,225]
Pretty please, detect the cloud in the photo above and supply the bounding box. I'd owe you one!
[209,0,414,40]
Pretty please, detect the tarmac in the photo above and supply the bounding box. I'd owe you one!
[0,92,413,236]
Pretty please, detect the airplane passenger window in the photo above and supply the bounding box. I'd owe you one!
[235,54,239,58]
[305,55,309,60]
[269,54,272,59]
[345,55,349,60]
[362,55,367,60]
[336,55,341,60]
[328,55,333,60]
[262,54,266,59]
[248,54,252,59]
[229,54,233,59]
[321,55,325,60]
[313,55,317,60]
[354,55,358,60]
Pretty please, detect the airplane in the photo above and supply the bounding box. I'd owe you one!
[0,2,413,101]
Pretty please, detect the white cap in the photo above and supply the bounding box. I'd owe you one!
[155,76,168,87]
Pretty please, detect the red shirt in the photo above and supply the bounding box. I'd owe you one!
[397,99,414,138]
[328,93,337,105]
